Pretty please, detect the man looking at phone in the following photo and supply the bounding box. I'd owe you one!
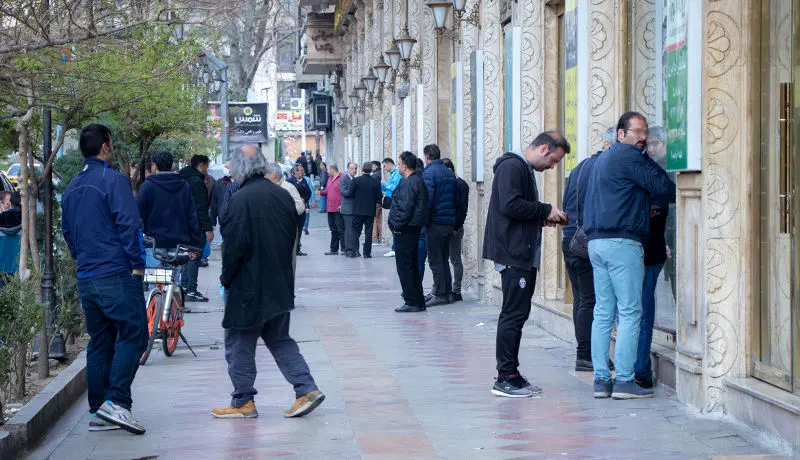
[483,131,570,398]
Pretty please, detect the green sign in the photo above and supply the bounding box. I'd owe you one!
[664,0,688,170]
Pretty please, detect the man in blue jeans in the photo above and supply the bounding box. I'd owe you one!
[62,124,149,434]
[583,112,675,400]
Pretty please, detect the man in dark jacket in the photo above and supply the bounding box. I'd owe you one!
[561,126,616,373]
[422,144,457,307]
[583,112,676,400]
[179,155,213,302]
[370,160,383,242]
[339,162,358,257]
[389,151,428,312]
[61,124,148,434]
[318,162,329,213]
[210,161,240,227]
[483,131,569,398]
[351,162,382,258]
[287,164,312,256]
[442,158,468,302]
[212,145,325,420]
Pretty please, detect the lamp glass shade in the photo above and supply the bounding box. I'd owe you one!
[373,63,390,83]
[427,2,451,29]
[348,92,359,105]
[337,106,348,118]
[453,0,467,12]
[396,31,416,60]
[386,45,402,70]
[363,75,378,92]
[356,85,367,100]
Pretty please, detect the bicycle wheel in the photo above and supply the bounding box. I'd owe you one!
[162,291,183,356]
[140,290,163,365]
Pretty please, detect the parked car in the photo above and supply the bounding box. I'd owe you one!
[6,163,61,190]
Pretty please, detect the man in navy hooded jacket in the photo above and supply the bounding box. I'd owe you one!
[61,124,148,435]
[422,144,457,307]
[582,112,675,400]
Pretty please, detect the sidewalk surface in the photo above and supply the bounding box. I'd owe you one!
[27,218,790,459]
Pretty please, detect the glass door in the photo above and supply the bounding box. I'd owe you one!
[756,0,798,393]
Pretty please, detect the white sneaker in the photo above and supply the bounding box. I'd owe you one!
[96,400,146,435]
[383,251,396,257]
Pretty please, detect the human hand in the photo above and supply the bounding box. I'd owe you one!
[546,206,567,225]
[132,269,144,276]
[206,230,214,243]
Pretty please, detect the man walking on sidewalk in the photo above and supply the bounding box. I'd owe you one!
[483,131,570,398]
[390,152,429,312]
[340,162,358,257]
[62,124,149,434]
[213,145,325,419]
[422,144,457,307]
[583,112,675,400]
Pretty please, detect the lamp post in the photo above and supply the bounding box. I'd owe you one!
[198,50,230,160]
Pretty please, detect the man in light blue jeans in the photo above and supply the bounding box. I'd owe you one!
[582,112,676,400]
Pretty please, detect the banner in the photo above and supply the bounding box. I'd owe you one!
[275,109,305,132]
[207,102,270,142]
[564,0,578,174]
[664,0,689,170]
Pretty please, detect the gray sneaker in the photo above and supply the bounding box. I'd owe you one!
[611,380,654,399]
[593,379,613,398]
[88,413,120,432]
[96,400,146,435]
[491,377,534,398]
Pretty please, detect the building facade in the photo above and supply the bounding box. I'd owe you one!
[296,0,800,447]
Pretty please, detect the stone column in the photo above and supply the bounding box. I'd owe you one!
[420,0,438,147]
[700,0,756,414]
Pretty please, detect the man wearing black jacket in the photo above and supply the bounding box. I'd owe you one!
[210,161,240,228]
[351,162,382,258]
[442,158,468,302]
[483,131,570,398]
[287,164,312,256]
[179,154,214,302]
[389,152,429,313]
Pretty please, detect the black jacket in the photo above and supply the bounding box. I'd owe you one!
[220,176,296,329]
[352,174,382,217]
[389,172,428,232]
[455,177,469,231]
[137,172,204,249]
[339,174,356,215]
[179,166,213,232]
[644,201,669,266]
[210,176,239,227]
[482,152,551,270]
[319,169,329,190]
[287,175,311,206]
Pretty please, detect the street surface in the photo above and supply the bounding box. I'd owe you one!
[27,218,788,459]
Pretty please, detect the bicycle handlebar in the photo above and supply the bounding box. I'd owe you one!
[143,236,202,265]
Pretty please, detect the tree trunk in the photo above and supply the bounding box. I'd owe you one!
[13,345,26,400]
[26,149,41,270]
[15,107,35,280]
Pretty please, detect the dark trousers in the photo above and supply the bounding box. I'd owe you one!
[327,211,345,252]
[342,215,355,255]
[418,231,427,283]
[180,259,199,292]
[426,224,453,297]
[497,266,537,378]
[395,228,425,308]
[224,312,318,407]
[295,212,306,252]
[78,272,148,412]
[352,215,375,257]
[449,228,464,295]
[563,241,595,361]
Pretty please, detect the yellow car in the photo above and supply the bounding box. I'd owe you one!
[6,163,60,190]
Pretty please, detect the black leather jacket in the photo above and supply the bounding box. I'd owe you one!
[388,172,428,232]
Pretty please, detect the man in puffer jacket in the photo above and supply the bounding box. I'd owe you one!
[421,144,457,307]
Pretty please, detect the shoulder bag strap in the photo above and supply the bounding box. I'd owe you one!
[575,162,585,227]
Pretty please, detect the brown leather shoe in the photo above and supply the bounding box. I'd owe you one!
[283,390,325,418]
[211,400,258,418]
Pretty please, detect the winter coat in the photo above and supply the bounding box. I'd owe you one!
[210,176,240,227]
[220,176,297,329]
[455,177,469,232]
[422,159,457,226]
[137,172,204,249]
[179,166,213,232]
[352,174,382,217]
[389,172,429,232]
[339,173,356,215]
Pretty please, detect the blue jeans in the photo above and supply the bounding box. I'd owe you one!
[78,272,148,412]
[589,238,645,382]
[635,263,664,381]
[320,195,327,211]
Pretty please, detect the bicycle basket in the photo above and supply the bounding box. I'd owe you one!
[143,268,174,284]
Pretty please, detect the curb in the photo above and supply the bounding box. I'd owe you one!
[0,351,87,458]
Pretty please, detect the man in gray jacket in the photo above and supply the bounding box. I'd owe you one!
[339,162,358,257]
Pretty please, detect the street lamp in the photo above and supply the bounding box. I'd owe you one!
[348,91,359,107]
[395,28,416,61]
[338,105,348,119]
[197,49,230,160]
[427,1,452,30]
[356,84,367,101]
[363,74,378,93]
[385,44,402,71]
[453,0,467,11]
[372,56,390,83]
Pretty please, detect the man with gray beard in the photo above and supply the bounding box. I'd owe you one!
[212,145,325,420]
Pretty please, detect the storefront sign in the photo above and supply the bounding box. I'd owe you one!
[275,109,305,132]
[207,102,270,142]
[564,0,578,174]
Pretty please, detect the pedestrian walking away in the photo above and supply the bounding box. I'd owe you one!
[483,131,570,398]
[339,162,358,257]
[61,124,149,434]
[583,112,676,400]
[213,145,325,420]
[389,151,429,313]
[422,144,457,307]
[351,162,382,258]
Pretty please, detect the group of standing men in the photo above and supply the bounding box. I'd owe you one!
[482,112,675,400]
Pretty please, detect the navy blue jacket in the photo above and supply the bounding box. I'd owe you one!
[562,152,601,243]
[137,172,204,250]
[584,143,676,244]
[422,160,457,226]
[455,177,469,231]
[62,158,145,279]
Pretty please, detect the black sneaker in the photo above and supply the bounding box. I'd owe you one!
[594,379,613,398]
[424,294,434,303]
[185,291,209,302]
[394,304,426,313]
[425,296,451,307]
[303,228,309,235]
[199,259,209,267]
[575,359,593,372]
[635,377,654,389]
[451,293,463,302]
[608,359,615,371]
[510,374,542,394]
[611,380,654,399]
[324,251,339,255]
[491,376,535,398]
